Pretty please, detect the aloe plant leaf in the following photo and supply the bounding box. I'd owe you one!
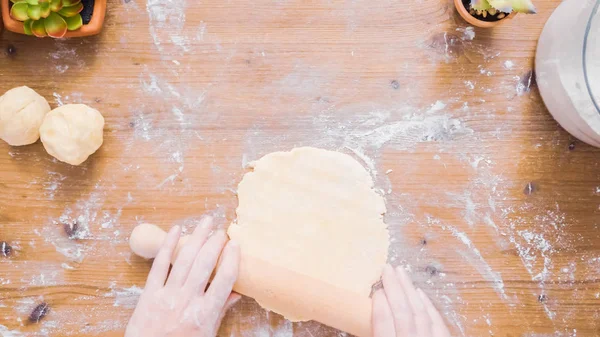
[44,12,67,38]
[10,2,30,21]
[23,19,33,35]
[31,19,47,37]
[26,4,42,20]
[470,0,492,10]
[57,2,83,17]
[508,0,537,13]
[487,0,513,12]
[39,2,50,17]
[48,0,62,12]
[64,14,82,30]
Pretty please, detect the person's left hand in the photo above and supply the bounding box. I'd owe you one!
[125,216,241,337]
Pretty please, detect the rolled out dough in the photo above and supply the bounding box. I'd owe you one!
[228,147,389,337]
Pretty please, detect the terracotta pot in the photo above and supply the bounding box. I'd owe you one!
[454,0,516,28]
[0,0,106,38]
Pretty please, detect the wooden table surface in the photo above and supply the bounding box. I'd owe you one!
[1,0,599,336]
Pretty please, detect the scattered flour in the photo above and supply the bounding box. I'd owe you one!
[445,225,508,300]
[61,263,75,270]
[504,60,515,69]
[52,93,64,106]
[0,325,23,337]
[456,26,476,41]
[146,0,188,54]
[104,282,144,308]
[46,42,85,73]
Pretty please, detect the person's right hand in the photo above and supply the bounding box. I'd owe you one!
[125,216,240,337]
[372,264,451,337]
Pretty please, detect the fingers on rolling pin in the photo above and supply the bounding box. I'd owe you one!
[129,223,190,263]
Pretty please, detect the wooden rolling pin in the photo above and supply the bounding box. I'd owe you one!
[129,223,373,337]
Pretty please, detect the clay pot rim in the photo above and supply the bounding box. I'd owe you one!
[0,0,106,38]
[454,0,516,28]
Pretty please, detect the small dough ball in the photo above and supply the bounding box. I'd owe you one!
[0,86,51,146]
[40,104,104,165]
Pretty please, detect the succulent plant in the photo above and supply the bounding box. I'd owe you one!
[470,0,536,19]
[9,0,84,38]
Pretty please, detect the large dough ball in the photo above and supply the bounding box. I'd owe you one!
[0,86,51,146]
[40,104,105,165]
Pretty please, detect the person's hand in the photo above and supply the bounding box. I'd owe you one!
[125,216,241,337]
[372,264,451,337]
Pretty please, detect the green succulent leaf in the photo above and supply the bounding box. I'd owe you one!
[486,0,513,12]
[44,12,67,38]
[31,19,47,37]
[488,0,536,13]
[39,2,50,17]
[26,4,42,20]
[10,0,22,3]
[64,14,82,30]
[48,0,62,12]
[23,19,33,35]
[25,0,39,5]
[62,0,80,6]
[10,2,30,21]
[57,2,83,17]
[470,0,492,10]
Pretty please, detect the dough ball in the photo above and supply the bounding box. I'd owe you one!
[40,104,104,165]
[0,86,51,146]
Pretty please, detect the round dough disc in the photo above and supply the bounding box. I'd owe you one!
[39,104,104,165]
[228,147,389,326]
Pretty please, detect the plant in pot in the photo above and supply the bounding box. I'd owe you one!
[1,0,106,38]
[454,0,537,28]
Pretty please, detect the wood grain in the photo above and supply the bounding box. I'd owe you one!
[1,0,599,336]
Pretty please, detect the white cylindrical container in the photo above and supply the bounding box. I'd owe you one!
[536,0,600,147]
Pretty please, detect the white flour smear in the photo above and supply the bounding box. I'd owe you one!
[501,205,576,321]
[104,282,144,308]
[242,103,473,179]
[32,182,129,265]
[315,104,473,160]
[46,41,86,74]
[146,0,188,54]
[0,325,23,337]
[26,171,67,200]
[126,69,211,193]
[445,225,508,300]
